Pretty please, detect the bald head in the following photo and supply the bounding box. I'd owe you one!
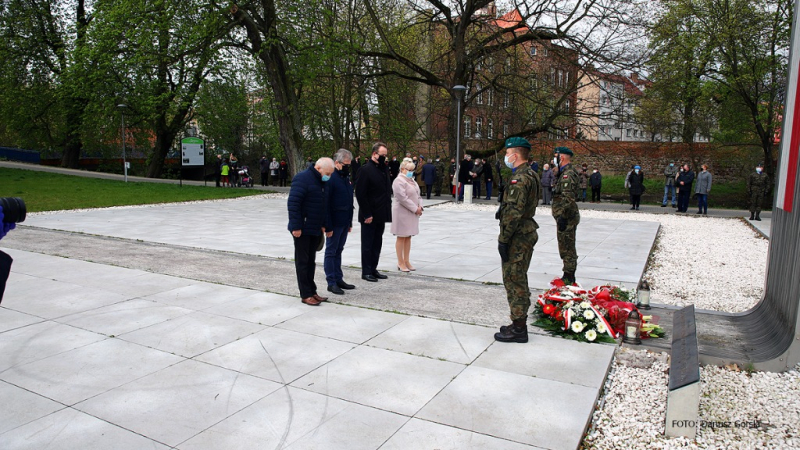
[315,157,335,177]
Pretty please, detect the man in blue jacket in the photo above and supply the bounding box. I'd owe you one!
[325,149,357,295]
[288,157,335,306]
[422,156,437,199]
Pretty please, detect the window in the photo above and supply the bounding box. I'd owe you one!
[488,89,494,106]
[558,70,564,87]
[530,46,537,56]
[626,129,631,137]
[476,84,483,105]
[565,71,570,86]
[488,119,494,139]
[503,91,510,109]
[464,116,472,138]
[503,122,509,138]
[487,57,494,71]
[550,67,556,85]
[505,58,511,73]
[475,117,483,138]
[564,99,570,113]
[543,47,549,56]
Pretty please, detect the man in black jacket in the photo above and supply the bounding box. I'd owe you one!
[288,157,335,306]
[355,142,392,282]
[483,160,493,200]
[676,164,695,213]
[458,154,474,201]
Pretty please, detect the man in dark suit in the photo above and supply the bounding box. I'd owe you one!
[288,157,335,306]
[458,154,474,201]
[355,142,392,282]
[325,149,357,295]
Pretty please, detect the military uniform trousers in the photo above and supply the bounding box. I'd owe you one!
[501,221,539,321]
[556,213,580,273]
[749,191,767,214]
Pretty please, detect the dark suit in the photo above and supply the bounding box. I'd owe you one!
[288,168,328,299]
[355,158,392,276]
[324,168,354,286]
[422,162,437,199]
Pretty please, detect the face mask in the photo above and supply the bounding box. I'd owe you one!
[670,163,674,167]
[378,155,386,165]
[405,171,414,178]
[635,169,640,174]
[321,174,331,182]
[436,159,440,162]
[593,170,598,174]
[680,169,684,172]
[504,155,515,169]
[756,168,762,174]
[553,155,560,166]
[340,165,350,177]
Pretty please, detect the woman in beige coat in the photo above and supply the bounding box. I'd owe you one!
[391,158,424,272]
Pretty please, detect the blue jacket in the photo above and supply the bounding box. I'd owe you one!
[326,168,354,229]
[287,168,328,235]
[422,162,437,185]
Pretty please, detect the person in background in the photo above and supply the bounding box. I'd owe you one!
[389,155,400,181]
[392,158,423,272]
[414,155,426,192]
[484,158,494,200]
[662,161,678,207]
[279,159,289,186]
[471,158,484,199]
[627,165,645,210]
[214,154,222,187]
[434,155,446,196]
[449,158,457,197]
[269,157,280,186]
[579,164,589,202]
[747,163,770,221]
[352,156,362,184]
[229,154,239,186]
[589,167,602,203]
[540,163,554,205]
[530,159,539,174]
[458,154,474,201]
[324,149,356,295]
[287,157,335,306]
[220,158,231,187]
[260,156,270,187]
[676,163,695,213]
[422,156,437,199]
[695,164,712,215]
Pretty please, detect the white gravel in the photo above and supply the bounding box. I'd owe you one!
[432,203,791,449]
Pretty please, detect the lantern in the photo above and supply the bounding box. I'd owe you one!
[637,280,651,310]
[622,309,642,345]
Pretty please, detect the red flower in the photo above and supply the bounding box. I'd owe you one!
[542,304,555,316]
[555,311,564,321]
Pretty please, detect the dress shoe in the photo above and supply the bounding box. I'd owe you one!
[661,204,666,207]
[362,274,378,282]
[336,280,355,289]
[373,271,388,279]
[327,285,345,295]
[313,294,328,302]
[406,264,416,271]
[301,296,321,306]
[398,265,410,272]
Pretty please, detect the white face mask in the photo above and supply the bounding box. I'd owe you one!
[593,170,598,173]
[756,168,762,174]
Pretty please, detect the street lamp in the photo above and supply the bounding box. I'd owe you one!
[116,104,128,182]
[452,85,467,202]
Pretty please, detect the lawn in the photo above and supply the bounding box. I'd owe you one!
[0,168,267,212]
[584,174,752,209]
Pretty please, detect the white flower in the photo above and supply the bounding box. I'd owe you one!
[585,330,597,341]
[597,322,608,334]
[583,310,595,320]
[571,321,585,333]
[580,301,591,308]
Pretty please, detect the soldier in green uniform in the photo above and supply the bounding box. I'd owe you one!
[495,137,541,343]
[434,156,446,196]
[551,147,580,285]
[747,163,770,221]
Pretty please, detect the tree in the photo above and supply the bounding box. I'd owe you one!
[0,0,94,167]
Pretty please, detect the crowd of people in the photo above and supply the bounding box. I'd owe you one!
[285,139,582,345]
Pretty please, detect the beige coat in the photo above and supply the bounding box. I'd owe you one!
[391,175,422,237]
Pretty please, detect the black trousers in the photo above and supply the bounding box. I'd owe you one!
[0,250,13,304]
[261,172,268,186]
[426,184,433,199]
[678,190,691,212]
[294,234,320,299]
[630,194,641,208]
[360,221,385,276]
[591,186,601,202]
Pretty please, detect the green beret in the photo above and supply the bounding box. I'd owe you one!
[554,146,574,156]
[505,137,531,149]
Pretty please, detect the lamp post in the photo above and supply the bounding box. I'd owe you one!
[452,85,467,203]
[116,104,128,182]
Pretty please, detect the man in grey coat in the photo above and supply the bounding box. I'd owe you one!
[662,161,678,207]
[541,163,554,205]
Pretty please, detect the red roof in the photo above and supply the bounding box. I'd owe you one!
[493,9,528,32]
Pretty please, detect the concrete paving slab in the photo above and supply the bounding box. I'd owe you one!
[118,311,265,358]
[291,345,465,416]
[3,277,134,320]
[202,291,310,326]
[141,282,259,311]
[474,335,616,388]
[1,338,182,405]
[417,366,599,449]
[0,307,44,333]
[55,298,193,336]
[179,386,407,450]
[75,359,282,447]
[365,316,496,364]
[275,302,408,344]
[0,380,65,435]
[381,418,543,450]
[1,408,170,450]
[0,321,105,372]
[195,327,356,384]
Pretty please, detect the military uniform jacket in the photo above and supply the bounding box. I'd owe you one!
[551,163,580,219]
[499,164,540,244]
[748,172,770,194]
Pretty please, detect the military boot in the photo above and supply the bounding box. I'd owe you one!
[495,319,528,343]
[562,272,576,285]
[755,212,761,221]
[749,213,755,220]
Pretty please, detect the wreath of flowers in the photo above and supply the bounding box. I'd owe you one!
[532,278,664,343]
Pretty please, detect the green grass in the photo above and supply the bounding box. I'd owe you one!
[592,175,753,209]
[0,168,266,212]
